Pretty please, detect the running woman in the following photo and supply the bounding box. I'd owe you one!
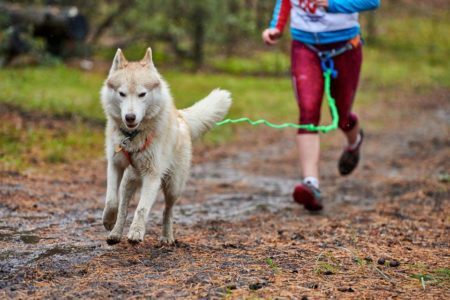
[262,0,380,211]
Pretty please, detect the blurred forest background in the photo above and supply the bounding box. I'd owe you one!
[0,0,449,170]
[1,0,448,72]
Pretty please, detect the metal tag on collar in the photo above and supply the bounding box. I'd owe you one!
[120,136,131,147]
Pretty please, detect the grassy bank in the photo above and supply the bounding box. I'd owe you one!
[0,4,448,171]
[0,68,296,171]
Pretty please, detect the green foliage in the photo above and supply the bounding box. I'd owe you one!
[410,268,450,290]
[0,66,104,120]
[315,261,339,275]
[435,268,450,284]
[314,251,340,275]
[211,51,289,75]
[0,67,294,170]
[265,257,280,273]
[0,121,103,171]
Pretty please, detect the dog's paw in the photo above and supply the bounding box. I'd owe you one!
[158,236,175,247]
[106,232,121,245]
[127,226,145,245]
[102,205,118,231]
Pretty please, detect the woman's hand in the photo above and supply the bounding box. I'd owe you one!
[262,28,281,45]
[315,0,329,9]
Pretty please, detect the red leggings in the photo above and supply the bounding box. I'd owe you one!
[291,40,362,134]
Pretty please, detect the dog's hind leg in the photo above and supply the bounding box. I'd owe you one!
[127,175,161,244]
[103,161,125,231]
[160,159,190,245]
[107,168,141,245]
[160,182,177,245]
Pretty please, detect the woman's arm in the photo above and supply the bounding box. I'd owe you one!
[269,0,292,32]
[326,0,380,13]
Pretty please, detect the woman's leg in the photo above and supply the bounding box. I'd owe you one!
[297,134,320,179]
[291,41,325,187]
[343,122,360,146]
[331,44,363,144]
[332,44,364,175]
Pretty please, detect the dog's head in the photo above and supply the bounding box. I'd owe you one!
[102,48,164,130]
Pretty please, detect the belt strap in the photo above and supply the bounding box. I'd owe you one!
[304,35,362,78]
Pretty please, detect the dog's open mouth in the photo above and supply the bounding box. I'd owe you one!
[125,123,139,129]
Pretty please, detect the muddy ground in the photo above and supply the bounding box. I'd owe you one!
[1,89,449,299]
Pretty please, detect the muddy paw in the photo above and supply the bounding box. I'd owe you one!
[106,233,121,245]
[102,206,118,231]
[158,236,175,247]
[127,227,145,245]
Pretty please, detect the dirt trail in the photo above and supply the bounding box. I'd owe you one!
[0,89,449,299]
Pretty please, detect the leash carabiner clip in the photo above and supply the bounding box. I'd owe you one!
[321,58,338,79]
[120,136,131,147]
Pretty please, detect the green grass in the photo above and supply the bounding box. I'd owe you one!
[410,268,450,290]
[0,66,105,121]
[0,120,103,171]
[0,5,448,171]
[0,67,296,170]
[265,257,281,273]
[211,51,290,75]
[0,66,295,121]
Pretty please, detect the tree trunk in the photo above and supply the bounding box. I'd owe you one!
[88,0,135,45]
[191,5,206,70]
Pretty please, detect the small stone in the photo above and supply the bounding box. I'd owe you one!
[338,287,355,292]
[305,282,319,289]
[389,260,400,267]
[318,242,328,248]
[291,233,305,241]
[249,281,267,290]
[377,257,386,265]
[301,296,309,300]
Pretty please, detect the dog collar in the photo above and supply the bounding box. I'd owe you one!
[115,132,154,167]
[119,128,140,147]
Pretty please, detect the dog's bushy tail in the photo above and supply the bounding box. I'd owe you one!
[180,89,232,140]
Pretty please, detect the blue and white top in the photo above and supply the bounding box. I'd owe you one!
[270,0,380,44]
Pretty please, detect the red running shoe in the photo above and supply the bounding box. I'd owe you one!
[293,183,323,211]
[339,129,364,176]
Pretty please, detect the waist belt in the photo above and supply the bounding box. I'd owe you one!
[305,35,362,78]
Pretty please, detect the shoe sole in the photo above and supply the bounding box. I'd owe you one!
[293,187,323,211]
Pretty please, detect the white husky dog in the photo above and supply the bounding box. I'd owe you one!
[101,48,232,245]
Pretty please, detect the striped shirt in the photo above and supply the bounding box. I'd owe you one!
[270,0,380,44]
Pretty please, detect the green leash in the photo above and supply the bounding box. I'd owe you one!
[215,69,339,133]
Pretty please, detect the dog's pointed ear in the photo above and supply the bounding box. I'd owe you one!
[140,47,154,66]
[109,49,128,75]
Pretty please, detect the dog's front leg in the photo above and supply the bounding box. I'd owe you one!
[102,161,124,230]
[106,168,141,244]
[127,174,161,244]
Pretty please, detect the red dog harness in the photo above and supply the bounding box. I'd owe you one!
[115,133,154,167]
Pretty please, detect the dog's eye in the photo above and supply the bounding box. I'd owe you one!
[119,92,126,97]
[138,92,147,98]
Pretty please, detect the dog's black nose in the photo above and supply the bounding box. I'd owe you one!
[125,113,136,123]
